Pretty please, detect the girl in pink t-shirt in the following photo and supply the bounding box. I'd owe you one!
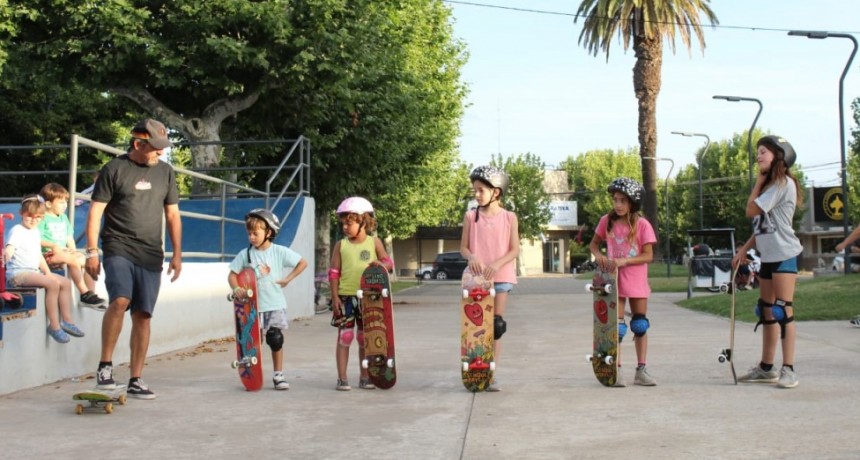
[460,165,520,392]
[589,178,657,387]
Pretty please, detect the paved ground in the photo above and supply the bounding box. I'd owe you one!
[1,275,859,460]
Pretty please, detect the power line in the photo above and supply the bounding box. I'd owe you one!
[443,0,860,35]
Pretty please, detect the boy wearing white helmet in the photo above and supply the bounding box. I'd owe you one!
[228,208,308,390]
[460,165,520,392]
[329,197,394,391]
[589,177,658,387]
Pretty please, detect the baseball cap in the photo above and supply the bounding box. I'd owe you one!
[131,119,173,149]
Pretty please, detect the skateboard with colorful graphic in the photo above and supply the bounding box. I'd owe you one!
[585,268,620,387]
[460,268,495,392]
[358,264,396,389]
[227,267,263,391]
[718,267,739,384]
[73,385,127,414]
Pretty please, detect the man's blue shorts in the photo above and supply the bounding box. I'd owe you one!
[104,255,162,316]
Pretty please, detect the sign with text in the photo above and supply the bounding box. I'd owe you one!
[548,201,577,229]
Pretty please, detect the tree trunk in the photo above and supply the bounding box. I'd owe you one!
[632,33,663,259]
[315,207,331,277]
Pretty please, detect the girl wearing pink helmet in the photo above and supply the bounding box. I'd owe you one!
[329,196,394,391]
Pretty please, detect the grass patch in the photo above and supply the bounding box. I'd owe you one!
[391,279,419,293]
[576,263,689,292]
[679,274,860,322]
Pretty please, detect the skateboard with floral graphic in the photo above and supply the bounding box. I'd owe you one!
[585,268,620,387]
[227,267,263,391]
[460,268,495,392]
[358,264,396,389]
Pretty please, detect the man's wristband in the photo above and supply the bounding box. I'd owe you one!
[86,247,99,253]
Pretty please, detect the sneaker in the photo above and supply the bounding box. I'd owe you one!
[634,366,657,386]
[777,367,799,389]
[273,372,290,390]
[96,364,116,390]
[46,327,70,344]
[336,379,351,391]
[80,291,107,311]
[128,379,156,400]
[738,365,779,383]
[359,378,376,390]
[485,379,501,392]
[850,316,860,327]
[60,321,85,338]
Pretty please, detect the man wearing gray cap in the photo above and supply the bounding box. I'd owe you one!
[84,119,183,400]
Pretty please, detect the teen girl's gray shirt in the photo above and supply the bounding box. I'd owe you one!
[752,178,803,263]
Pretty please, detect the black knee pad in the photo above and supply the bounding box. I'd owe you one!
[494,315,507,340]
[774,299,794,339]
[631,314,650,337]
[753,298,778,333]
[266,327,284,352]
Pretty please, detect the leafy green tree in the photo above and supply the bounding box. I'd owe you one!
[846,97,860,223]
[574,0,718,234]
[559,148,642,232]
[491,153,552,240]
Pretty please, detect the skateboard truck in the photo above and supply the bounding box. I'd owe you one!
[462,357,495,372]
[231,355,259,369]
[585,283,613,295]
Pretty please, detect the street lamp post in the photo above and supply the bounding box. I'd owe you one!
[712,95,763,191]
[644,156,675,278]
[672,131,711,229]
[789,30,858,275]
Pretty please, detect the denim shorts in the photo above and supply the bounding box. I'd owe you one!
[758,256,799,280]
[494,282,514,293]
[104,255,162,316]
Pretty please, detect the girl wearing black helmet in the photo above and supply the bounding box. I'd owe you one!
[589,177,657,387]
[732,135,803,389]
[228,209,308,390]
[460,165,520,392]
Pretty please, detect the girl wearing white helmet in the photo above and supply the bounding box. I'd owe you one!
[589,177,658,387]
[460,166,520,392]
[732,135,803,389]
[329,197,394,391]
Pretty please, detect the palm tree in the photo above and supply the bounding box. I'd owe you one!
[574,0,718,237]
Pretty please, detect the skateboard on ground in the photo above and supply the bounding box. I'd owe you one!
[718,267,739,384]
[227,267,264,391]
[460,268,495,392]
[358,264,396,389]
[585,268,620,387]
[73,385,127,414]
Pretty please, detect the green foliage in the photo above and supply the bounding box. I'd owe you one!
[491,152,552,240]
[679,275,859,322]
[558,148,641,230]
[847,97,860,223]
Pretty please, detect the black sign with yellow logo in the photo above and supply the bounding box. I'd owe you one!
[813,187,844,223]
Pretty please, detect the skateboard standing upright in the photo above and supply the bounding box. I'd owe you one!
[358,264,396,389]
[460,268,495,392]
[227,267,264,391]
[73,386,127,415]
[585,268,620,387]
[718,267,739,384]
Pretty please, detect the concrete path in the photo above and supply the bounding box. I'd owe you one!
[1,276,859,459]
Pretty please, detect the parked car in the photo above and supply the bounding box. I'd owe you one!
[416,264,434,280]
[431,251,468,280]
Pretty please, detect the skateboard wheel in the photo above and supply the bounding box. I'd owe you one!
[462,289,469,299]
[585,283,593,292]
[246,289,254,298]
[489,288,496,297]
[387,358,394,368]
[231,361,240,369]
[604,284,614,295]
[75,404,84,415]
[118,394,127,405]
[382,288,389,298]
[250,356,258,366]
[462,362,469,372]
[604,356,614,365]
[586,354,593,362]
[489,361,496,371]
[105,403,113,414]
[356,289,363,299]
[361,359,369,369]
[719,284,729,293]
[718,355,727,363]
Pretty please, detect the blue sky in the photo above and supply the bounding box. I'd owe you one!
[448,0,860,186]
